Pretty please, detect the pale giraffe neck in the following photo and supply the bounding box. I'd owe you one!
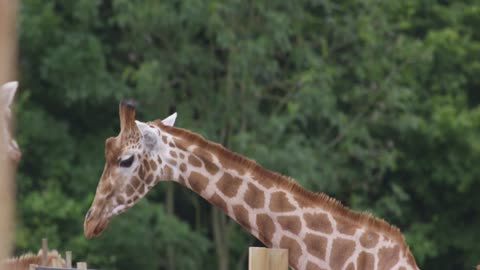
[146,122,419,270]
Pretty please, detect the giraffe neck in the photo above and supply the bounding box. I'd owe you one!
[153,123,419,270]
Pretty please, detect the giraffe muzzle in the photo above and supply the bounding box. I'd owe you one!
[83,207,111,239]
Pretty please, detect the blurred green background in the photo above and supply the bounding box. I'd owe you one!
[13,0,480,269]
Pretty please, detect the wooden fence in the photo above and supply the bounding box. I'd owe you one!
[249,247,288,270]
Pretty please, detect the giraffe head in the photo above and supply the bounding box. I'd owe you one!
[1,81,21,164]
[84,100,177,239]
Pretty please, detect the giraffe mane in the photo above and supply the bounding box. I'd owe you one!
[153,120,413,255]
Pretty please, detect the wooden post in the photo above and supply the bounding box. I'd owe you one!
[0,1,18,270]
[66,251,72,268]
[248,247,288,270]
[77,262,87,270]
[41,238,48,266]
[28,264,37,270]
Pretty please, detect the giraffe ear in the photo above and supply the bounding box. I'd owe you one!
[162,112,177,126]
[1,81,18,107]
[119,99,139,133]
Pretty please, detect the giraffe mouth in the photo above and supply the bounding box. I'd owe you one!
[84,214,111,239]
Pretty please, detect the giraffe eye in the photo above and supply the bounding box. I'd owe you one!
[118,155,134,168]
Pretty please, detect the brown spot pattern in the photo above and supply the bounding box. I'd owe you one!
[377,245,400,270]
[334,216,358,236]
[357,251,375,270]
[306,262,327,270]
[179,163,187,172]
[162,136,168,144]
[126,185,135,197]
[360,231,379,249]
[157,156,163,164]
[233,205,250,230]
[169,142,175,147]
[145,174,154,185]
[170,151,178,158]
[188,172,209,193]
[304,233,328,260]
[244,183,265,209]
[168,159,177,166]
[345,263,354,270]
[252,175,274,188]
[279,236,302,266]
[178,175,186,186]
[131,176,140,188]
[304,213,333,233]
[149,160,157,171]
[142,159,150,171]
[330,238,355,270]
[270,191,296,212]
[278,216,302,234]
[210,193,228,214]
[138,165,146,179]
[188,155,202,167]
[116,195,125,204]
[179,153,185,159]
[216,173,242,197]
[205,161,219,175]
[256,214,275,247]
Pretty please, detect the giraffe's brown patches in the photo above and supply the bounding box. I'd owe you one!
[138,165,146,179]
[157,156,163,164]
[131,176,141,189]
[116,195,125,205]
[233,205,250,230]
[163,165,173,179]
[210,193,228,214]
[137,183,145,194]
[149,160,157,171]
[306,262,327,270]
[133,194,139,201]
[170,151,178,158]
[99,181,112,194]
[179,163,187,172]
[219,158,246,175]
[399,267,407,270]
[334,216,358,236]
[330,238,355,270]
[169,142,175,147]
[256,214,275,247]
[193,147,214,163]
[357,251,375,270]
[179,152,185,159]
[304,213,333,234]
[188,155,202,167]
[252,175,274,188]
[162,136,168,144]
[304,233,328,260]
[377,245,400,270]
[278,216,302,234]
[216,173,242,198]
[178,175,186,186]
[145,174,154,185]
[270,191,296,212]
[168,159,177,166]
[279,236,302,266]
[244,183,265,209]
[360,231,379,249]
[205,161,219,175]
[126,185,135,197]
[345,263,354,270]
[142,159,150,171]
[188,172,209,193]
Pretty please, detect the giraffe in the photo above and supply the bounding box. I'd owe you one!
[84,100,419,270]
[1,80,21,164]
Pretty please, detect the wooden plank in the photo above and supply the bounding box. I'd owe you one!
[65,251,72,268]
[0,1,18,270]
[77,262,87,270]
[248,247,288,270]
[41,238,48,266]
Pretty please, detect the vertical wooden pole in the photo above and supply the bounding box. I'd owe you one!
[66,251,72,268]
[77,262,87,270]
[41,238,48,266]
[0,1,18,270]
[248,247,288,270]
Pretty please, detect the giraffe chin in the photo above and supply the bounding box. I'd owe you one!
[83,217,110,239]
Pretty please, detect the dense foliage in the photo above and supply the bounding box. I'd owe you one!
[13,0,480,269]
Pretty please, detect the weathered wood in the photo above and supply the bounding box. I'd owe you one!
[41,239,48,266]
[65,251,72,268]
[76,262,87,270]
[0,1,17,270]
[248,247,288,270]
